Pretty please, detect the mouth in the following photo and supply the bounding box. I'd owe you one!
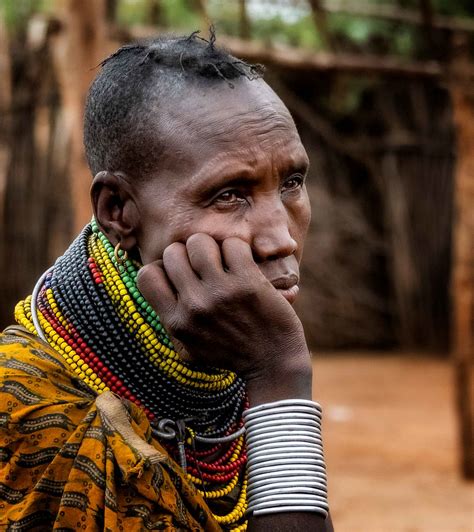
[270,275,300,304]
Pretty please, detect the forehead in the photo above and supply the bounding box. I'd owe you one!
[170,79,291,130]
[138,78,308,188]
[170,79,302,146]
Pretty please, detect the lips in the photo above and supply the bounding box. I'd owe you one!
[270,275,300,304]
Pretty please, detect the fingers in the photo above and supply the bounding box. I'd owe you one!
[221,237,259,274]
[162,242,201,298]
[137,262,177,316]
[186,233,224,280]
[139,236,258,314]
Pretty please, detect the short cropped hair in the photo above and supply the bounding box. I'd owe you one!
[83,31,264,179]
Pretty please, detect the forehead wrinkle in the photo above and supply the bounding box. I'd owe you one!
[180,137,307,197]
[182,148,258,192]
[177,103,295,144]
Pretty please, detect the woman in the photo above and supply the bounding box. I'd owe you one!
[0,33,332,531]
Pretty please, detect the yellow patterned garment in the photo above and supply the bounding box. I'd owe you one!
[0,328,222,531]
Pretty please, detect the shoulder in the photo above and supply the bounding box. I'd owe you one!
[0,327,96,414]
[0,327,97,457]
[0,330,218,530]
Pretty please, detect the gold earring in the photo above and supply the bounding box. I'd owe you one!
[114,242,128,267]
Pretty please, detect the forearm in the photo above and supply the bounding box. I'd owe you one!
[248,512,334,532]
[245,359,333,532]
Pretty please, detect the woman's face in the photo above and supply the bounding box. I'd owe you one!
[106,79,311,304]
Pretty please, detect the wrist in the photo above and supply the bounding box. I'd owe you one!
[245,353,313,407]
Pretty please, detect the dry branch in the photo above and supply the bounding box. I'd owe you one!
[258,0,474,33]
[322,0,474,33]
[110,24,445,79]
[217,35,445,78]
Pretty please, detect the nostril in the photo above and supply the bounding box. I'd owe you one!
[267,253,281,262]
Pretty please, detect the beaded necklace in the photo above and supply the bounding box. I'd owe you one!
[15,220,248,530]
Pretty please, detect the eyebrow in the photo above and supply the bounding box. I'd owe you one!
[188,171,257,203]
[187,156,309,198]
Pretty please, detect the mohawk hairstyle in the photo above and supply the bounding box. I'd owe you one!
[84,30,264,179]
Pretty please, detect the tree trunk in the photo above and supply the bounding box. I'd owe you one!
[189,0,208,34]
[238,0,251,40]
[0,12,11,223]
[50,0,107,234]
[147,0,164,26]
[308,0,334,51]
[105,0,118,24]
[0,15,68,328]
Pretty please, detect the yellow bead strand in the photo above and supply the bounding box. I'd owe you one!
[16,293,108,395]
[197,471,240,499]
[212,475,248,526]
[230,522,248,531]
[15,226,249,532]
[15,297,37,335]
[90,236,236,390]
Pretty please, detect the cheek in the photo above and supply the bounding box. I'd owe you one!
[291,194,311,260]
[293,193,311,238]
[302,201,312,236]
[138,207,250,264]
[182,213,252,246]
[138,232,169,265]
[136,206,190,265]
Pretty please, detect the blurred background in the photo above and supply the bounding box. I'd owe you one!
[0,0,472,530]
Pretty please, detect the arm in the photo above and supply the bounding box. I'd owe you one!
[137,233,334,532]
[248,512,334,532]
[245,372,334,532]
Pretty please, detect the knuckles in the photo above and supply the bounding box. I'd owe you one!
[178,281,257,323]
[182,298,212,320]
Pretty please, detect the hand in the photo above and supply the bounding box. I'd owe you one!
[136,234,311,388]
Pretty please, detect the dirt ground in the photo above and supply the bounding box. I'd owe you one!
[311,353,473,532]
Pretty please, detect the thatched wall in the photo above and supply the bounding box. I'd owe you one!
[282,70,455,350]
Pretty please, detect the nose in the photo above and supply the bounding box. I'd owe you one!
[251,200,297,262]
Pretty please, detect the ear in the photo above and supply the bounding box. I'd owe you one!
[90,171,139,251]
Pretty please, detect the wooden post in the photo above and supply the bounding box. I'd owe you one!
[146,0,164,27]
[450,37,474,479]
[419,0,435,44]
[308,0,334,51]
[51,0,107,234]
[238,0,251,40]
[0,11,11,223]
[189,0,209,35]
[105,0,118,24]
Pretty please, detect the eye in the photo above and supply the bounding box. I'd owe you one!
[214,190,246,205]
[282,175,304,193]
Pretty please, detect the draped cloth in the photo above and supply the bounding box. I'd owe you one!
[0,327,222,531]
